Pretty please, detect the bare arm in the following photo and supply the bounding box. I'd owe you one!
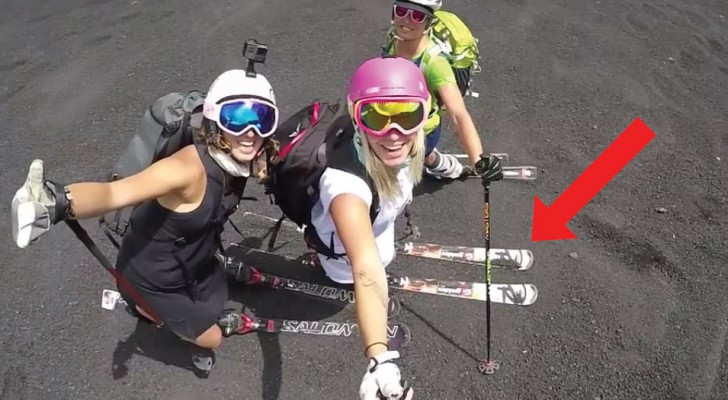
[329,193,390,359]
[65,146,200,220]
[438,83,484,167]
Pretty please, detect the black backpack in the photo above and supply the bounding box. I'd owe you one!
[98,90,206,246]
[264,100,380,259]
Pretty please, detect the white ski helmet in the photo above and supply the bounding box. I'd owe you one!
[399,0,442,12]
[203,69,277,122]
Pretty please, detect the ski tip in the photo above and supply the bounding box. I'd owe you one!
[491,283,539,306]
[530,285,539,305]
[489,248,534,271]
[520,284,538,305]
[520,250,534,270]
[502,166,538,181]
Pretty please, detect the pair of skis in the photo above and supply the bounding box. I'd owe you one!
[228,244,538,307]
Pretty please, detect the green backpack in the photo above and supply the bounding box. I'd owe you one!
[423,10,481,99]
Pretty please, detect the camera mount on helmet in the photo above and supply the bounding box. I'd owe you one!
[242,38,268,78]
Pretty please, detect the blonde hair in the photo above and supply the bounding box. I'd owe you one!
[358,128,425,201]
[196,118,278,183]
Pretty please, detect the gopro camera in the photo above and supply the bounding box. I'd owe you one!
[243,38,268,77]
[243,38,268,63]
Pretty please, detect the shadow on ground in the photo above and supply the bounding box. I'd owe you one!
[110,318,214,380]
[413,175,456,198]
[105,230,354,400]
[399,300,480,363]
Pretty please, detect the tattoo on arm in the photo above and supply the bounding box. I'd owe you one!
[357,271,375,287]
[356,270,389,309]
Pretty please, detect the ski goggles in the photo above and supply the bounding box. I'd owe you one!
[206,98,279,137]
[393,3,431,24]
[353,98,428,137]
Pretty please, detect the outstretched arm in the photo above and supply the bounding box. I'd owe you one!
[63,146,199,219]
[438,83,484,167]
[329,193,391,358]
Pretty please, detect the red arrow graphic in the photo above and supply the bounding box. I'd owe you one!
[531,118,656,242]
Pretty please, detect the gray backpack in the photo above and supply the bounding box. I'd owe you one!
[98,90,206,244]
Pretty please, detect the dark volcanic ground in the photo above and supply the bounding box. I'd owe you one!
[1,0,727,399]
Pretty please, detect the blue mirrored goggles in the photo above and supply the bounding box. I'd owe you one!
[213,99,279,137]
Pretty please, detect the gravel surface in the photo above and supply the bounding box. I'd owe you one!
[1,0,726,399]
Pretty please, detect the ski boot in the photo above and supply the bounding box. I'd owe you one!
[224,258,262,284]
[187,343,216,379]
[424,148,464,180]
[217,252,272,286]
[217,308,261,337]
[300,251,322,270]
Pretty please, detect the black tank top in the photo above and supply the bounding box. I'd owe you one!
[115,143,247,290]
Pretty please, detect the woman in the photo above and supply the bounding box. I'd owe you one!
[306,55,424,400]
[298,55,501,400]
[11,68,280,354]
[383,0,498,181]
[300,56,502,400]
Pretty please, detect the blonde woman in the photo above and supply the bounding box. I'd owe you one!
[300,55,503,400]
[270,56,400,400]
[11,69,280,362]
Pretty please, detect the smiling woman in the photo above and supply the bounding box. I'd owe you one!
[278,56,430,400]
[10,66,283,363]
[198,71,279,179]
[383,0,503,183]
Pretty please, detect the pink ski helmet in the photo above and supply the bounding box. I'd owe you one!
[347,56,430,105]
[347,56,431,136]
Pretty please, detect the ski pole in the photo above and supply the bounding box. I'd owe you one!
[64,220,163,325]
[478,179,498,375]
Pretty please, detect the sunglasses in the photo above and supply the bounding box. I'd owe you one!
[206,98,279,137]
[354,98,428,137]
[393,4,430,24]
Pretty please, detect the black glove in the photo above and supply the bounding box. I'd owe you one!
[475,154,503,184]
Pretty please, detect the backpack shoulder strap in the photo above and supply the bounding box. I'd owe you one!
[192,141,250,254]
[326,124,381,221]
[419,39,446,73]
[194,142,224,183]
[382,28,397,55]
[302,121,381,260]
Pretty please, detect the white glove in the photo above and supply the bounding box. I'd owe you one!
[11,159,60,248]
[359,350,414,400]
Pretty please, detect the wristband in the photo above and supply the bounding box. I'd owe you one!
[364,341,388,357]
[45,180,74,224]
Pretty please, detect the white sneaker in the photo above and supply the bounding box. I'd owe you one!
[425,149,463,180]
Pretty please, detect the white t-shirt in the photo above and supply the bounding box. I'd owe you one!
[308,167,414,283]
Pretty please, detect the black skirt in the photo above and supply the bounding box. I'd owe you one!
[116,260,228,340]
